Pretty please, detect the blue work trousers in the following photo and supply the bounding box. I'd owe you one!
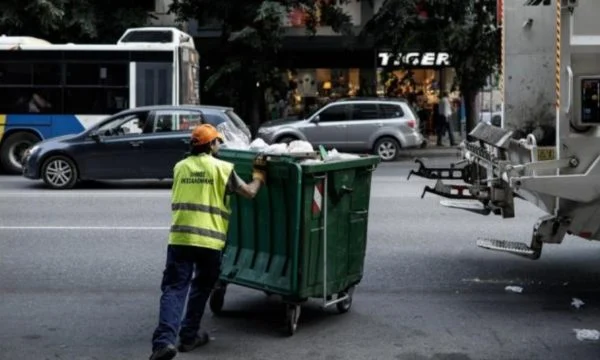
[151,244,221,351]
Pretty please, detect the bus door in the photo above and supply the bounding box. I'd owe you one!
[133,62,173,107]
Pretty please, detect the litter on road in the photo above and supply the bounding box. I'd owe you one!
[504,286,523,293]
[573,329,600,341]
[571,298,585,309]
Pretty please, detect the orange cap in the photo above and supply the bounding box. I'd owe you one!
[191,124,223,145]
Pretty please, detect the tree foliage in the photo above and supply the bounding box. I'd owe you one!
[168,0,356,132]
[364,0,500,133]
[0,0,153,43]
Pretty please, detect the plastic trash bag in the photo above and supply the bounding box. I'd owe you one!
[300,159,323,165]
[249,138,269,151]
[574,329,600,341]
[218,122,251,150]
[325,148,360,161]
[504,286,523,293]
[266,143,288,154]
[288,140,314,153]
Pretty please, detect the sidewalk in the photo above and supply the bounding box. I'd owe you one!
[399,132,464,159]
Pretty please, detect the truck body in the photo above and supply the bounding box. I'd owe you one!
[409,0,600,260]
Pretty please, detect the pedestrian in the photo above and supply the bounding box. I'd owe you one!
[436,91,456,146]
[150,124,268,360]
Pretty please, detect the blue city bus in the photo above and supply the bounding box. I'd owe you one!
[0,27,200,174]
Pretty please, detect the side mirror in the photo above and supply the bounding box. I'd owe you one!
[311,115,320,123]
[90,131,102,142]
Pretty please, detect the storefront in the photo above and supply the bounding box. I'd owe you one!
[264,48,459,134]
[192,32,459,135]
[263,36,377,119]
[373,50,460,135]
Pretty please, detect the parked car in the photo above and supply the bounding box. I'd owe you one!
[256,98,425,161]
[21,105,250,189]
[200,105,252,141]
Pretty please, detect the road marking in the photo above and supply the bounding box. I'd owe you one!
[0,192,170,197]
[0,226,169,230]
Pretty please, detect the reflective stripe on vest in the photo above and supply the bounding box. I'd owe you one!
[168,154,233,251]
[171,203,230,221]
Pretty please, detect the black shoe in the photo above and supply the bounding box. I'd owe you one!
[149,344,177,360]
[178,331,210,353]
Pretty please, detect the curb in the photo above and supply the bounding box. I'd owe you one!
[399,148,462,160]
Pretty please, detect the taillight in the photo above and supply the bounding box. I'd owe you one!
[407,119,416,128]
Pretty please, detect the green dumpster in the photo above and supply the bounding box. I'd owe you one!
[210,148,380,335]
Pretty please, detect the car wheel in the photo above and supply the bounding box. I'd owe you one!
[0,132,41,174]
[277,136,298,144]
[41,155,78,189]
[374,137,401,161]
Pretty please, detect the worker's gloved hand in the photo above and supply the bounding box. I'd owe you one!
[252,154,268,184]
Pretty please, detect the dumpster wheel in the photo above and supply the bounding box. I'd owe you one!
[285,304,301,336]
[336,286,355,314]
[209,284,227,315]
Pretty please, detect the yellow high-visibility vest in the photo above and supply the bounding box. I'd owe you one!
[168,154,234,251]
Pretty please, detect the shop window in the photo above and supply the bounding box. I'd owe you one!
[352,104,379,120]
[379,104,404,119]
[318,104,351,122]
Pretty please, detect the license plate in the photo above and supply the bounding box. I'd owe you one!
[537,147,555,161]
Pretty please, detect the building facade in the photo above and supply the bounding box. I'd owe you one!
[152,0,461,133]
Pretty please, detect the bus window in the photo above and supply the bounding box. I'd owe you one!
[66,63,128,86]
[33,63,62,85]
[64,88,129,114]
[0,63,32,85]
[0,87,61,114]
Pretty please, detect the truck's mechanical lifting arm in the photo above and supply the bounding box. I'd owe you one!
[409,0,600,260]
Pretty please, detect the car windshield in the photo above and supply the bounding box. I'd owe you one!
[95,114,140,134]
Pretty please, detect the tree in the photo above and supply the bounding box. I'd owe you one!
[363,0,500,135]
[0,0,153,43]
[168,0,355,134]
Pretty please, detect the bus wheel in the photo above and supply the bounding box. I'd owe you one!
[0,132,41,174]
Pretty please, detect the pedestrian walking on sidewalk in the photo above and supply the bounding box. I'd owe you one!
[150,124,268,360]
[436,91,457,146]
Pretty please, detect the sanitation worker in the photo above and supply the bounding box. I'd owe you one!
[150,124,267,360]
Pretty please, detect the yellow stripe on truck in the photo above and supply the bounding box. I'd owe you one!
[0,114,6,141]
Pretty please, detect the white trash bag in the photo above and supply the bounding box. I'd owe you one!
[249,138,269,151]
[266,143,288,154]
[218,122,251,150]
[325,148,360,161]
[287,140,314,153]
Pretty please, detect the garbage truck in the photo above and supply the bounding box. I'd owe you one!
[409,0,600,260]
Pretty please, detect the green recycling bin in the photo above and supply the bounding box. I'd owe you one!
[210,148,380,335]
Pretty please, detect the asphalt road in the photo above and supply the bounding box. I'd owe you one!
[1,159,600,360]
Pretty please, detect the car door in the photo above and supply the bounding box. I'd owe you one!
[74,111,150,179]
[299,103,351,149]
[346,103,382,151]
[139,109,204,179]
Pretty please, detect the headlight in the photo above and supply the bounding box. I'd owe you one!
[23,145,40,159]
